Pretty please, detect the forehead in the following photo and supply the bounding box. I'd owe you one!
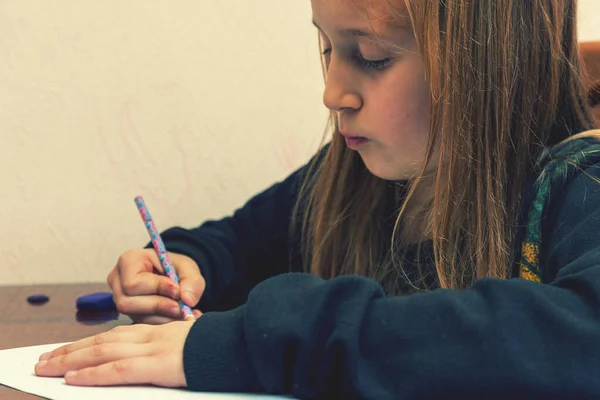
[311,0,410,33]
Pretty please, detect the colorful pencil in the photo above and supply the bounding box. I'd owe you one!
[134,196,195,321]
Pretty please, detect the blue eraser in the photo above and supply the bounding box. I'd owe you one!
[76,292,116,312]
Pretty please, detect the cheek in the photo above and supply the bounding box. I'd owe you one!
[373,61,429,132]
[384,82,430,149]
[398,70,430,125]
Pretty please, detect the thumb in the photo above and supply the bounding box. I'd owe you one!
[169,252,205,307]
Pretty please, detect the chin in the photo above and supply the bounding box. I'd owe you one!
[359,155,412,181]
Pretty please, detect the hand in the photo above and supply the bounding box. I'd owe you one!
[107,249,204,324]
[34,321,195,387]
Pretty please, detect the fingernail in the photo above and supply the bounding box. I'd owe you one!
[65,371,77,380]
[170,307,181,317]
[170,287,179,299]
[37,360,47,368]
[39,352,51,361]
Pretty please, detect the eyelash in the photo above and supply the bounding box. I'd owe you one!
[321,48,392,71]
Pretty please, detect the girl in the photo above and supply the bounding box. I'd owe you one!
[35,0,600,398]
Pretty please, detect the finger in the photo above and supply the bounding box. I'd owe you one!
[129,314,178,325]
[116,249,157,278]
[106,267,117,288]
[171,254,205,307]
[122,273,179,299]
[131,307,202,324]
[114,293,182,319]
[38,325,149,362]
[36,343,149,377]
[64,354,185,388]
[118,250,179,298]
[111,275,179,319]
[133,306,202,324]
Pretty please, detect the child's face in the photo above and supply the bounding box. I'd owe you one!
[312,0,435,181]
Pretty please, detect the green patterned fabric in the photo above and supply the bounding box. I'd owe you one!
[520,138,600,282]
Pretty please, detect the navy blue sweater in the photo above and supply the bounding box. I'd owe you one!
[158,141,600,399]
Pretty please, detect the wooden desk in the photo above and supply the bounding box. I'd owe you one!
[0,283,131,400]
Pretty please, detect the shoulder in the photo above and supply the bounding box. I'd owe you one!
[542,137,600,216]
[517,136,600,282]
[550,137,600,164]
[526,136,600,200]
[544,137,600,218]
[540,137,600,279]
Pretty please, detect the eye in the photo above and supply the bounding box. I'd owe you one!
[356,53,393,70]
[321,47,393,71]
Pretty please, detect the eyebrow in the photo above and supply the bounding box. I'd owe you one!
[312,20,377,39]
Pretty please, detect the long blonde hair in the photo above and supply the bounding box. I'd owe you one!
[293,0,597,294]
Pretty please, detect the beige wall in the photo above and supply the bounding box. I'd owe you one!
[2,2,600,285]
[579,0,600,42]
[0,1,327,285]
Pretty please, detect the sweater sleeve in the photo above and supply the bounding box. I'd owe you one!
[156,163,307,312]
[182,160,600,399]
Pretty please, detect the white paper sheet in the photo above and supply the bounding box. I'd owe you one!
[0,343,293,400]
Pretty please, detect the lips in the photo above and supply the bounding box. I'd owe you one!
[340,131,369,149]
[339,131,368,141]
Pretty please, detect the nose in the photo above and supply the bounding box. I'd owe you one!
[322,58,362,112]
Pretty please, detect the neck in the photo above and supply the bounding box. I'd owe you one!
[397,174,435,244]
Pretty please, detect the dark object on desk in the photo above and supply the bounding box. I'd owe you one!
[1,283,132,399]
[76,309,121,326]
[76,292,116,312]
[26,294,49,305]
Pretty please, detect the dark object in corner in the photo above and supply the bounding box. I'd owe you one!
[26,294,49,305]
